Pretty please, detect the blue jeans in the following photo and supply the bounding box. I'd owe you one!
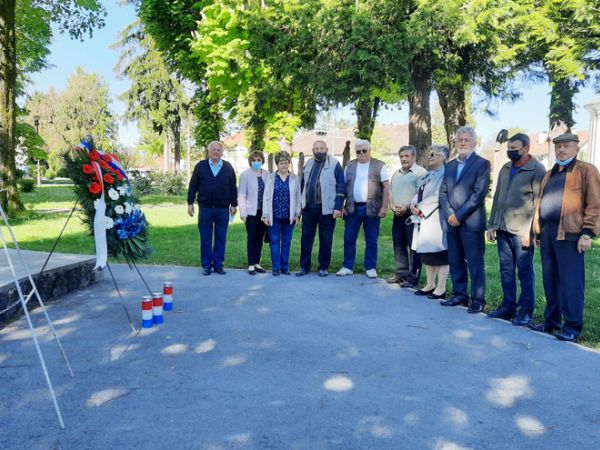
[496,230,535,313]
[269,218,295,271]
[342,204,381,270]
[198,207,229,269]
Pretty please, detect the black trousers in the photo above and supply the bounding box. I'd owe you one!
[540,223,585,335]
[245,211,267,266]
[299,207,336,271]
[392,214,421,283]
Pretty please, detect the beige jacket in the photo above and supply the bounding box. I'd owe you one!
[262,172,302,223]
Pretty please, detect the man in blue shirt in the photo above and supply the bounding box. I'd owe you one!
[439,126,491,313]
[187,141,237,275]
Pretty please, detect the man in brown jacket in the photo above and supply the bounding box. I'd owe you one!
[529,133,600,341]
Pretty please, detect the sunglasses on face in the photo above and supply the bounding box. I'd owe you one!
[428,152,440,157]
[356,149,368,155]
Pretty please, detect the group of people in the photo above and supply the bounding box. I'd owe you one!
[187,126,600,342]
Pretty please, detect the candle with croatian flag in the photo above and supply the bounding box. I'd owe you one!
[152,293,164,324]
[163,282,173,311]
[141,296,153,328]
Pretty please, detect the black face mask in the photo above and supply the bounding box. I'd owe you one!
[314,153,326,162]
[507,150,521,162]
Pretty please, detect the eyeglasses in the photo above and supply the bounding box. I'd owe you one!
[356,149,368,155]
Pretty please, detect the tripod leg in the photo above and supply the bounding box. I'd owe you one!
[106,264,137,333]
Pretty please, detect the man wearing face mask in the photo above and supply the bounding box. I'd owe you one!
[486,133,546,326]
[296,140,345,277]
[529,133,600,342]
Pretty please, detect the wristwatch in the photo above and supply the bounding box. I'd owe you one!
[580,235,592,240]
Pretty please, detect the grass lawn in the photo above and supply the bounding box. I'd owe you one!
[5,185,600,348]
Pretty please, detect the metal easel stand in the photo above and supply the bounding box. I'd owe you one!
[0,199,73,429]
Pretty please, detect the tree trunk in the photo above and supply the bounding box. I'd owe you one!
[0,0,23,213]
[438,84,467,157]
[355,96,380,140]
[548,69,576,134]
[163,132,171,173]
[408,75,432,166]
[171,118,181,174]
[249,116,266,152]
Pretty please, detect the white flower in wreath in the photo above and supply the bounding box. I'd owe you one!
[114,204,124,215]
[117,185,128,196]
[108,188,119,201]
[124,202,132,214]
[105,217,114,230]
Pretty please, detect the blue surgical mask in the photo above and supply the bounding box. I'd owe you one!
[251,161,262,170]
[555,157,575,167]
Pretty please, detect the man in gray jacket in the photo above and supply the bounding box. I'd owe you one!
[486,133,546,325]
[297,140,345,277]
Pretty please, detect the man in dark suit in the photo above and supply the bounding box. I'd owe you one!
[439,126,491,313]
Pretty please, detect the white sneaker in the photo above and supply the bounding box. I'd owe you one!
[366,268,378,279]
[336,267,353,276]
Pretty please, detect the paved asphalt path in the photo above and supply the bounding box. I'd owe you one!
[1,264,599,449]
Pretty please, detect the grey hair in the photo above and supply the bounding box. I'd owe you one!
[355,139,371,151]
[430,144,450,161]
[399,145,417,156]
[455,126,477,142]
[275,150,292,164]
[207,140,224,150]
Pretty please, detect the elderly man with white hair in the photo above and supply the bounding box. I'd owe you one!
[187,141,238,276]
[439,126,491,313]
[337,139,390,278]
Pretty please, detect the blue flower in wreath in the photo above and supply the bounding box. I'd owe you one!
[114,209,147,240]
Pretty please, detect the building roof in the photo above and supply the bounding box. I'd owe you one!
[528,130,589,157]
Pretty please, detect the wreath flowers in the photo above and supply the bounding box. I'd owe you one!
[65,138,151,266]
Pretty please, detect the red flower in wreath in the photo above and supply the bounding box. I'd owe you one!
[117,173,124,181]
[99,160,110,170]
[88,182,102,195]
[103,173,115,184]
[102,154,113,162]
[82,164,94,175]
[89,150,101,161]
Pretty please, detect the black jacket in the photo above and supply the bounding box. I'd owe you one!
[187,159,238,208]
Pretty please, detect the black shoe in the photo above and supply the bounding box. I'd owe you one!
[248,268,257,275]
[202,267,211,276]
[214,267,226,275]
[527,322,559,334]
[272,270,280,276]
[512,311,532,327]
[468,301,485,314]
[296,269,309,277]
[415,288,435,296]
[387,275,404,284]
[254,266,266,273]
[400,280,417,288]
[427,291,446,300]
[281,270,291,275]
[555,330,578,342]
[441,296,469,307]
[318,269,328,277]
[487,307,515,320]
